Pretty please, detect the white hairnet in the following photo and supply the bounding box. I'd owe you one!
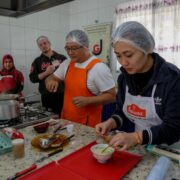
[66,30,89,48]
[112,21,155,54]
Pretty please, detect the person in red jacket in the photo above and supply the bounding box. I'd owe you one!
[0,54,24,94]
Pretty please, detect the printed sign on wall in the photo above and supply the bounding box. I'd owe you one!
[84,23,112,66]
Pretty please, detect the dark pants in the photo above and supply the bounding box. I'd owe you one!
[41,92,64,115]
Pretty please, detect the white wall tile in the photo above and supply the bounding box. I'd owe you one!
[60,14,69,33]
[25,28,38,50]
[0,16,10,25]
[37,30,50,38]
[24,13,39,28]
[86,0,99,11]
[10,17,25,27]
[69,13,80,30]
[49,11,61,32]
[38,10,51,30]
[10,26,25,49]
[98,6,115,23]
[69,0,80,14]
[0,24,10,49]
[87,9,99,25]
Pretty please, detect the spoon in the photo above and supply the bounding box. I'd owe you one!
[101,145,110,153]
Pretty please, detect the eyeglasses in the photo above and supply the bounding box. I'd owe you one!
[64,46,83,53]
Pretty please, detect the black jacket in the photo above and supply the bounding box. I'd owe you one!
[29,51,66,94]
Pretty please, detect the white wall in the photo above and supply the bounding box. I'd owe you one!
[0,0,125,98]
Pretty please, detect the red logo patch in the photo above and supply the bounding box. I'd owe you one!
[41,62,50,70]
[127,104,146,118]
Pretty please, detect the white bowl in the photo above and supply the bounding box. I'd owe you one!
[90,144,115,164]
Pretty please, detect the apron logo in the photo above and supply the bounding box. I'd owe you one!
[154,97,162,105]
[127,104,146,118]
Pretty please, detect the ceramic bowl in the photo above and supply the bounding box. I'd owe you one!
[90,144,115,164]
[33,122,49,133]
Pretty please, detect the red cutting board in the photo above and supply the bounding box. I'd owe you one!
[19,161,86,180]
[20,142,142,180]
[58,141,142,180]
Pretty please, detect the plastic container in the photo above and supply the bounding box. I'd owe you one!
[0,131,12,155]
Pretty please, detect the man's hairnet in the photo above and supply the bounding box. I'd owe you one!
[66,30,89,48]
[112,21,155,54]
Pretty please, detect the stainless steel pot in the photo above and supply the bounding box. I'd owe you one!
[0,93,39,121]
[0,99,20,121]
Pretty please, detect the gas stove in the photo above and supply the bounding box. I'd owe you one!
[0,104,58,129]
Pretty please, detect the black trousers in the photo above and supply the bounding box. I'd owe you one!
[41,92,64,115]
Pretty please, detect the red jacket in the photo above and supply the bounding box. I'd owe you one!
[0,54,24,94]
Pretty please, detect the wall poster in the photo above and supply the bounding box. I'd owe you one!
[84,23,112,66]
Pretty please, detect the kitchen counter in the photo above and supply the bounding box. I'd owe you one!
[0,119,179,180]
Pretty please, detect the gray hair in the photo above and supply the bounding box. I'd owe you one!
[112,21,155,54]
[66,30,89,48]
[36,35,50,44]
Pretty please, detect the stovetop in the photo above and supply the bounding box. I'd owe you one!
[0,105,58,129]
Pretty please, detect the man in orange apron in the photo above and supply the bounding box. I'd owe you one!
[45,30,116,127]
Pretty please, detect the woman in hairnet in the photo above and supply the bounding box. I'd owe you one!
[45,29,116,127]
[96,21,180,150]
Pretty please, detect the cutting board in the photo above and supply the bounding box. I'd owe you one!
[19,161,86,180]
[58,141,142,180]
[20,142,142,180]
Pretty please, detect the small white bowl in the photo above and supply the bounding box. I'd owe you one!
[90,144,115,164]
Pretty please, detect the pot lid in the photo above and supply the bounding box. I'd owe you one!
[0,94,19,100]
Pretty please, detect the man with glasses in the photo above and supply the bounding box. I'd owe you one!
[29,36,67,114]
[45,30,116,127]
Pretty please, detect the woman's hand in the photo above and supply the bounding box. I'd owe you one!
[109,132,142,151]
[95,118,117,136]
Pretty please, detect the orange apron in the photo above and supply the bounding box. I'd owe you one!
[61,59,102,127]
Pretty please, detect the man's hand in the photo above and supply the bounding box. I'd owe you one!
[72,96,90,108]
[45,65,55,75]
[38,65,55,80]
[45,75,59,92]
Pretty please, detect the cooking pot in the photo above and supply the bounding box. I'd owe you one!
[0,99,20,121]
[0,93,39,121]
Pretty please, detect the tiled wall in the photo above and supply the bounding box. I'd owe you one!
[0,0,126,98]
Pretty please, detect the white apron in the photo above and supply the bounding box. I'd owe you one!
[123,84,162,131]
[122,85,180,147]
